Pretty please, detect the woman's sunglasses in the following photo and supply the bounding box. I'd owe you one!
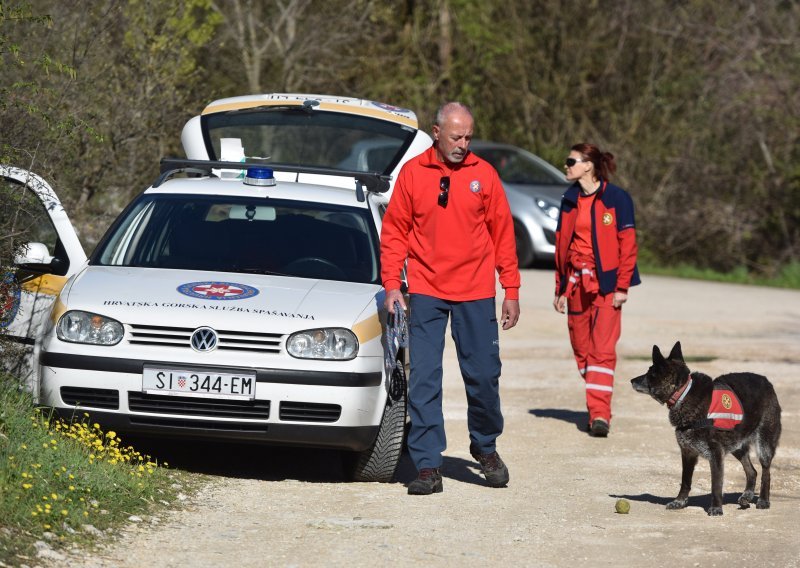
[565,157,587,167]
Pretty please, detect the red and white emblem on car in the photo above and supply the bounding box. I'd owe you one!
[177,281,259,301]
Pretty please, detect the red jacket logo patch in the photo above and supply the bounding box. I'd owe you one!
[708,387,744,430]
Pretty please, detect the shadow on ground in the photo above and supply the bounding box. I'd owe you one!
[609,491,754,511]
[124,436,490,487]
[394,452,487,487]
[528,408,588,432]
[124,435,360,483]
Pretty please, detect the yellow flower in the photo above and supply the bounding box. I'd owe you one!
[44,524,51,529]
[51,493,59,500]
[61,510,68,516]
[22,472,29,478]
[31,511,38,517]
[69,485,75,491]
[21,444,27,449]
[106,431,116,438]
[22,483,33,490]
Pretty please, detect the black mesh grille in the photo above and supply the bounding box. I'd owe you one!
[279,401,341,423]
[128,392,270,420]
[60,387,119,410]
[127,324,283,353]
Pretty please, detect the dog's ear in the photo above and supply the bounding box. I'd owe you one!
[668,341,683,362]
[652,344,665,365]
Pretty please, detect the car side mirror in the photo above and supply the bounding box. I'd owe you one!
[14,242,56,273]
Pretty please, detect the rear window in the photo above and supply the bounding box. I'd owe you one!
[94,195,380,284]
[202,108,416,176]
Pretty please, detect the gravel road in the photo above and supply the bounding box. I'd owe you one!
[58,270,800,568]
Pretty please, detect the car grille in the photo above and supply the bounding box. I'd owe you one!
[544,227,556,245]
[127,324,283,353]
[129,416,270,432]
[61,387,120,410]
[128,392,271,420]
[279,401,341,423]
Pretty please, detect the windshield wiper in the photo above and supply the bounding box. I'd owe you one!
[236,268,291,277]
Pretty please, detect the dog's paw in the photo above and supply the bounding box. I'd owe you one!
[706,506,723,516]
[756,498,770,509]
[666,499,688,510]
[738,491,755,508]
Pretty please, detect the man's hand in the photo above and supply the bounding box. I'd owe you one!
[612,291,628,309]
[385,289,406,313]
[501,298,520,330]
[553,295,566,313]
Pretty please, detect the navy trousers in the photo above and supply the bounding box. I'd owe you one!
[407,294,503,470]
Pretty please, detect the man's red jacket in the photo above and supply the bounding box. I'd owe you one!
[555,180,641,296]
[381,146,520,301]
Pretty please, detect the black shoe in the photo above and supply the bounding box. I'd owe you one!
[407,468,443,495]
[470,445,509,488]
[589,418,609,437]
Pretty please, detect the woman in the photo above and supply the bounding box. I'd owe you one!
[553,143,640,437]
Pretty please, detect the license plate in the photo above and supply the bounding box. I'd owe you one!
[142,367,256,400]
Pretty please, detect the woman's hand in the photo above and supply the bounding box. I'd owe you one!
[613,291,628,308]
[553,295,566,313]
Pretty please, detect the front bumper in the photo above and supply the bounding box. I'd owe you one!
[39,352,386,451]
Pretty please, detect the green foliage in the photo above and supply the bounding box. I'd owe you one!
[0,375,188,564]
[639,261,800,289]
[1,0,798,269]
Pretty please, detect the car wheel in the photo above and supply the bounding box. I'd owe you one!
[514,220,535,268]
[346,362,407,482]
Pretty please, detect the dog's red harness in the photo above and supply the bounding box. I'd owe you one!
[668,375,745,430]
[707,385,744,430]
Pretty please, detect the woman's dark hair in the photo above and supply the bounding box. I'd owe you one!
[571,143,616,180]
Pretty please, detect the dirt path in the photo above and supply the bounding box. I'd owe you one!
[60,270,800,568]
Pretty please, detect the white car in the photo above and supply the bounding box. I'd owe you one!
[1,94,434,481]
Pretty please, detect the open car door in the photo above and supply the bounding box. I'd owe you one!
[0,166,86,391]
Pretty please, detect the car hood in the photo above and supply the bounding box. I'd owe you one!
[64,267,382,333]
[504,182,568,202]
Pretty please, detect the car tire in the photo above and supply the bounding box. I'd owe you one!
[514,220,535,268]
[346,362,407,482]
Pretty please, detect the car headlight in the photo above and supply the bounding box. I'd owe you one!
[536,198,560,220]
[286,328,358,360]
[57,310,124,345]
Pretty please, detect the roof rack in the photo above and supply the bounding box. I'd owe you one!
[155,158,391,201]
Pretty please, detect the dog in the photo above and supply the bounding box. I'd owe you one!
[631,341,781,516]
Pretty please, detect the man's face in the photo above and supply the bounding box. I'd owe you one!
[433,110,474,165]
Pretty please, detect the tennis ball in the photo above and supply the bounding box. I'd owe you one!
[615,499,630,514]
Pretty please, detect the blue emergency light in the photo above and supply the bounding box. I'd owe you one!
[244,167,276,187]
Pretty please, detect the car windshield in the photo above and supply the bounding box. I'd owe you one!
[202,108,416,175]
[94,195,380,284]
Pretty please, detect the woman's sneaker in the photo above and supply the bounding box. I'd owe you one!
[589,418,610,437]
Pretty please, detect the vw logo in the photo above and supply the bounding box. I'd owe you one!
[191,327,218,352]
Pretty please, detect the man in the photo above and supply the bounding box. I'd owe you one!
[381,102,521,495]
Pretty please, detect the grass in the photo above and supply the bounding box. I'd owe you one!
[638,261,800,289]
[0,375,194,566]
